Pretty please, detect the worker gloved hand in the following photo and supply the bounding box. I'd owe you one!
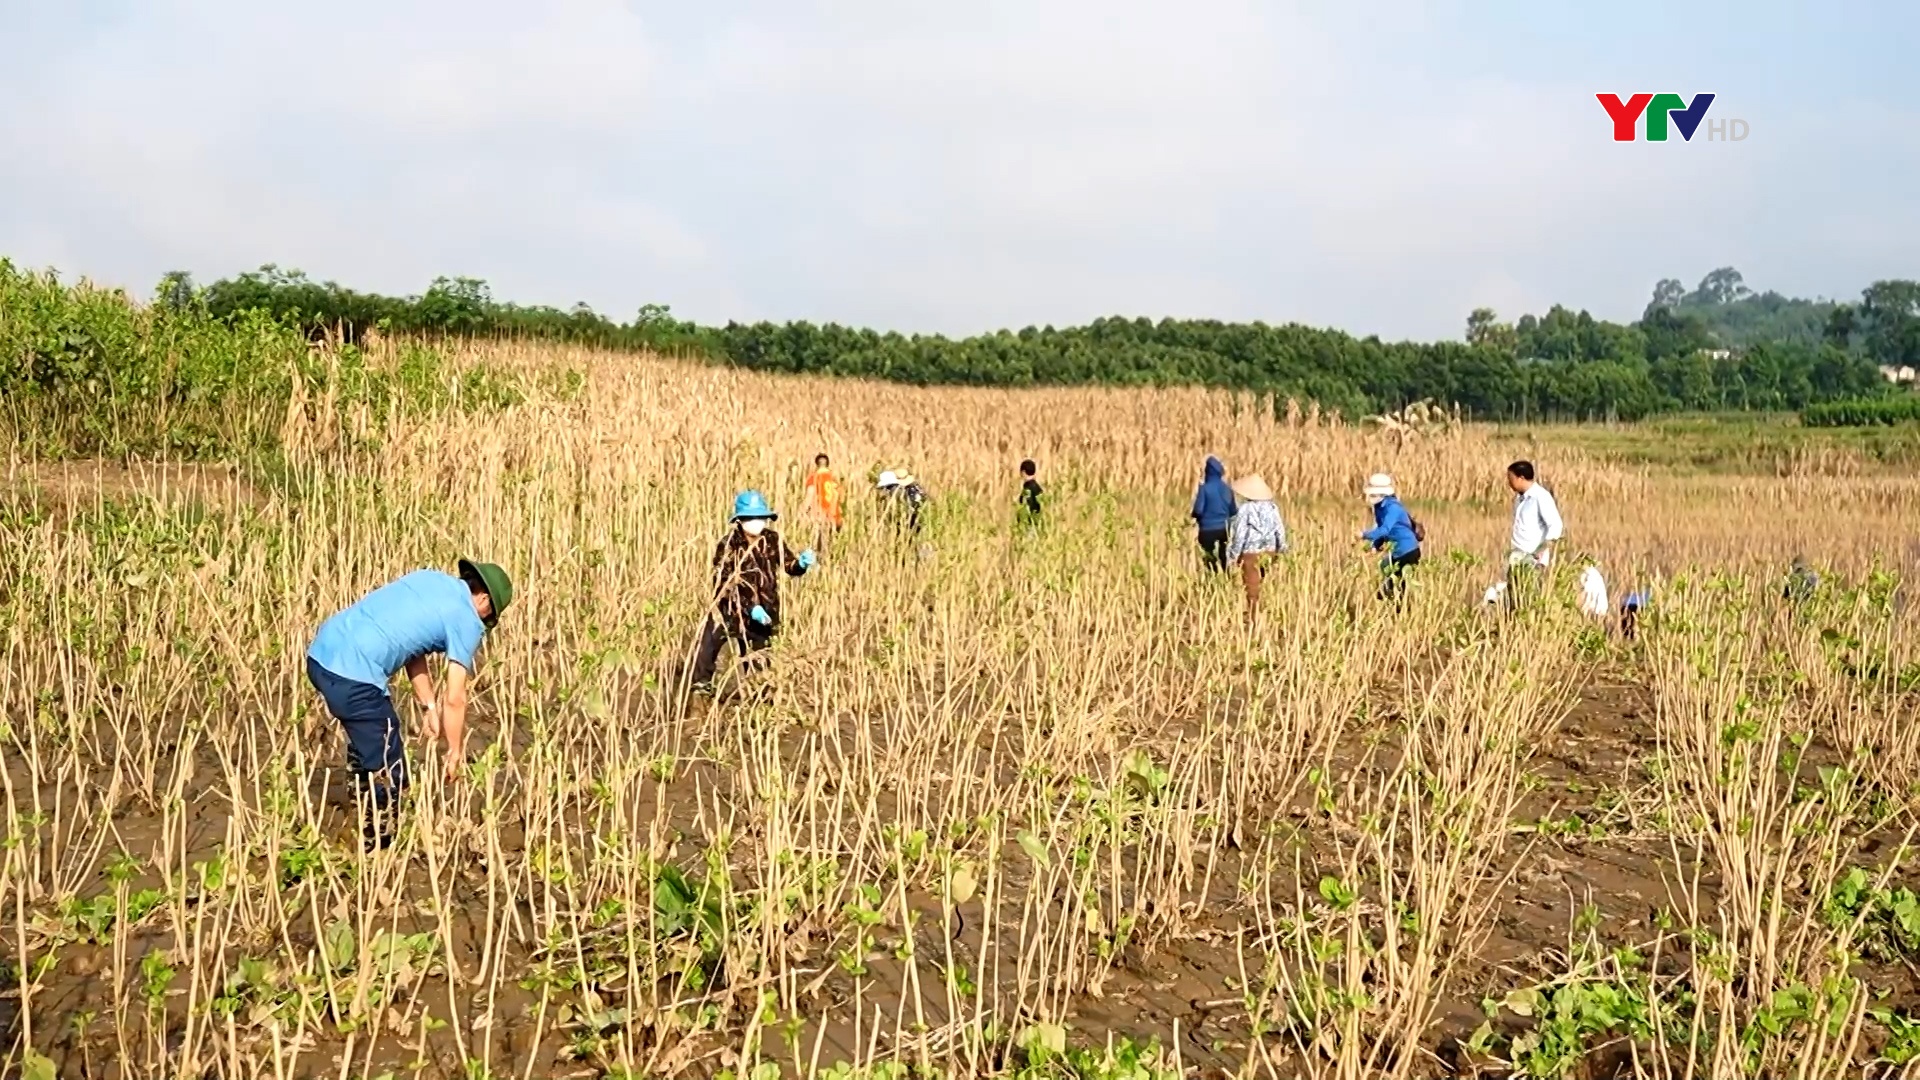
[797,550,816,571]
[749,605,772,626]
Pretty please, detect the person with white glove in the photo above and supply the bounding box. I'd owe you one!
[690,490,814,694]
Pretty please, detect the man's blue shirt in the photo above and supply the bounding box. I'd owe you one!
[308,570,485,692]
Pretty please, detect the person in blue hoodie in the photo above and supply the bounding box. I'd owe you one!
[1191,456,1237,572]
[1359,473,1421,601]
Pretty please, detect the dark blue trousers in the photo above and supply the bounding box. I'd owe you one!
[306,657,407,808]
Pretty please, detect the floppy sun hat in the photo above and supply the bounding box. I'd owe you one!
[731,490,777,521]
[1364,473,1396,498]
[877,471,900,489]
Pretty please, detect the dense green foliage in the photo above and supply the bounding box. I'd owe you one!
[1,260,521,459]
[1647,267,1836,348]
[9,257,1915,442]
[171,263,1913,421]
[1648,269,1920,372]
[1801,396,1920,428]
[0,260,306,457]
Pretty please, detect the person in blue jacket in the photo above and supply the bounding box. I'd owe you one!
[1359,473,1421,601]
[307,558,513,849]
[1191,456,1237,572]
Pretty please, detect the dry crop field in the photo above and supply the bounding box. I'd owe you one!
[3,340,1919,1080]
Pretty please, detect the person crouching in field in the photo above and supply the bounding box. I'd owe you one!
[877,470,928,536]
[1620,589,1648,639]
[1227,474,1287,616]
[1359,472,1421,603]
[1578,559,1610,621]
[306,558,513,850]
[690,491,815,695]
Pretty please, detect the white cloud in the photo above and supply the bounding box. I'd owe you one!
[0,1,1912,339]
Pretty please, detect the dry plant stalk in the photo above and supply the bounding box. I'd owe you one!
[0,338,1914,1079]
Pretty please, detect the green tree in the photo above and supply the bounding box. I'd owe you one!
[1860,280,1920,368]
[1688,266,1750,306]
[155,271,197,312]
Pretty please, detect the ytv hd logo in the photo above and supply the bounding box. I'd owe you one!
[1597,93,1748,142]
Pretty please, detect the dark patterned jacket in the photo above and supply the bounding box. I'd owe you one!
[710,527,806,633]
[883,483,927,533]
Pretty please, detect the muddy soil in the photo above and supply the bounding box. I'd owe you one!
[12,668,1890,1080]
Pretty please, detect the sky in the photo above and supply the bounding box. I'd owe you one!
[1,0,1915,342]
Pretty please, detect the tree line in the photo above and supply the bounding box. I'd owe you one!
[2,259,521,459]
[133,264,1920,421]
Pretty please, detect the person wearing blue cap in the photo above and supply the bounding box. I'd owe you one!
[690,490,815,693]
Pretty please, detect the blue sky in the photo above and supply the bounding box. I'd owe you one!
[0,0,1914,341]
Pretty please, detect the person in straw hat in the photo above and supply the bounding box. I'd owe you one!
[876,469,928,535]
[1358,472,1422,602]
[1225,473,1287,614]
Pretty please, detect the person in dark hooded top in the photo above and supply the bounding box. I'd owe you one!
[1191,456,1237,572]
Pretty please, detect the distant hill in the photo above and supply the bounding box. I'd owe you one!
[1645,267,1836,349]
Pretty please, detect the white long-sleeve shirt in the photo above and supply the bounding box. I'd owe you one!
[1510,484,1564,561]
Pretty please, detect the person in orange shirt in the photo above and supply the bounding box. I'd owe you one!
[803,453,844,552]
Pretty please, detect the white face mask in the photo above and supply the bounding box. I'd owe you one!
[741,519,768,536]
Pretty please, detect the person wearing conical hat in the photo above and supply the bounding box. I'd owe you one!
[1225,473,1287,614]
[691,490,815,694]
[307,558,514,849]
[1358,472,1422,603]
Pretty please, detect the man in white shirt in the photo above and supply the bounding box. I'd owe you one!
[1505,460,1563,609]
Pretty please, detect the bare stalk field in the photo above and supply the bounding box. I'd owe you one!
[3,341,1919,1080]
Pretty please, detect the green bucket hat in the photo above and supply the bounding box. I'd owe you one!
[458,558,513,627]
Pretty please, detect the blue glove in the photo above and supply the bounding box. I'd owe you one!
[798,549,816,571]
[749,605,772,626]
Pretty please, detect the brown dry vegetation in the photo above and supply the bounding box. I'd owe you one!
[2,340,1918,1080]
